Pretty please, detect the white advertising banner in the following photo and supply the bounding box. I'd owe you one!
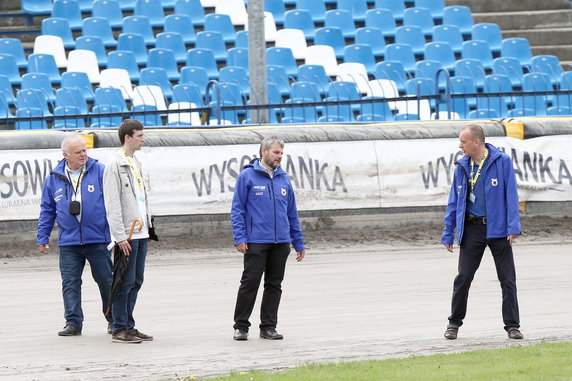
[1,136,571,221]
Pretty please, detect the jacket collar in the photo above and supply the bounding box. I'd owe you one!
[251,158,285,178]
[52,157,96,177]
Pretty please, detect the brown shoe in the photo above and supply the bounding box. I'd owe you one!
[444,325,459,340]
[507,327,524,340]
[129,329,153,341]
[112,329,143,344]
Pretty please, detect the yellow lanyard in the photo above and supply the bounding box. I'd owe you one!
[120,149,143,190]
[470,148,488,190]
[67,166,85,195]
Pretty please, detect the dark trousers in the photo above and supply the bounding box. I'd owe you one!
[449,222,520,330]
[233,243,291,331]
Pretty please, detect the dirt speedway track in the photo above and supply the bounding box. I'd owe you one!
[1,224,571,380]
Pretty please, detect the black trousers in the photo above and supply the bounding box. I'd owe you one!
[449,222,520,330]
[233,243,291,331]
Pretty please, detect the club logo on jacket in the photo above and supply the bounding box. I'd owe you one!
[491,178,498,187]
[87,184,95,192]
[281,188,287,196]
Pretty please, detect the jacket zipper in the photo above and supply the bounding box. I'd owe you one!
[269,180,277,243]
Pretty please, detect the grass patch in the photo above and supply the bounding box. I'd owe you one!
[191,341,572,381]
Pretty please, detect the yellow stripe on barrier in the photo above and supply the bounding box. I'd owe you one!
[81,133,95,149]
[502,119,527,213]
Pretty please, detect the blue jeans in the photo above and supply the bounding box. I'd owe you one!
[112,239,147,333]
[59,243,113,329]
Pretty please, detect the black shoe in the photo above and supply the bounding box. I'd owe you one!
[107,323,113,335]
[507,327,524,339]
[260,328,283,340]
[233,329,248,341]
[444,325,458,340]
[58,325,81,336]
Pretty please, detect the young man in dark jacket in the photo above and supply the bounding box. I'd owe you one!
[231,136,305,341]
[37,133,113,336]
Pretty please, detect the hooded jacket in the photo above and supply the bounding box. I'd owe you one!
[231,159,304,252]
[441,143,521,245]
[37,157,111,246]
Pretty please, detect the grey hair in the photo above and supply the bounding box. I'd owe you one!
[259,136,284,156]
[61,133,85,153]
[462,124,485,143]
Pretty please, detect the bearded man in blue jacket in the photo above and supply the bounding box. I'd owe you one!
[37,133,113,337]
[231,136,305,341]
[441,124,523,340]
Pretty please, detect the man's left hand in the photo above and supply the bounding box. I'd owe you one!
[507,234,520,246]
[296,250,305,262]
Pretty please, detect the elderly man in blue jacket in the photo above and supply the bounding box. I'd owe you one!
[441,124,523,340]
[37,133,113,337]
[231,136,305,341]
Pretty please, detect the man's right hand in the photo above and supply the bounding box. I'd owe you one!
[235,242,248,254]
[38,244,49,255]
[443,244,453,253]
[118,240,132,256]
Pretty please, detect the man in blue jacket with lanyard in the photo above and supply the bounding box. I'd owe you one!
[231,136,305,341]
[441,124,523,340]
[37,133,113,336]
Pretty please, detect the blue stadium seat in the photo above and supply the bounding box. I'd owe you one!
[27,53,61,84]
[134,0,165,27]
[374,0,405,22]
[547,106,571,116]
[117,33,148,66]
[297,64,330,94]
[289,81,322,103]
[0,54,22,85]
[55,87,89,115]
[516,72,553,115]
[403,7,434,37]
[21,73,56,102]
[195,31,227,62]
[467,109,499,119]
[325,9,356,39]
[357,96,394,122]
[174,0,205,26]
[267,65,291,96]
[122,15,156,46]
[51,0,83,30]
[443,5,473,36]
[319,96,354,122]
[76,0,93,13]
[462,40,494,70]
[61,71,95,102]
[235,30,248,48]
[365,8,396,39]
[406,78,437,99]
[337,0,368,23]
[385,43,416,74]
[556,71,572,109]
[266,47,298,78]
[295,0,327,23]
[327,81,360,102]
[507,108,536,117]
[282,98,318,123]
[0,38,28,68]
[415,60,447,89]
[530,55,564,87]
[117,0,136,11]
[472,23,503,53]
[186,48,219,79]
[173,83,204,106]
[204,13,236,43]
[0,75,16,105]
[42,17,75,49]
[424,42,456,72]
[449,76,477,118]
[93,0,124,29]
[147,48,179,81]
[164,14,196,45]
[344,44,376,75]
[0,94,15,121]
[132,104,162,126]
[16,88,52,117]
[415,0,445,21]
[16,107,48,129]
[108,50,141,81]
[82,17,116,47]
[179,66,209,95]
[501,38,534,70]
[375,61,409,93]
[492,57,524,89]
[284,9,316,40]
[139,67,174,99]
[432,25,463,54]
[227,47,249,69]
[355,27,385,59]
[54,106,86,128]
[209,82,244,120]
[314,27,346,59]
[395,25,426,56]
[265,0,286,25]
[94,87,128,111]
[220,66,250,96]
[76,36,108,67]
[90,104,123,127]
[479,74,512,117]
[21,0,53,15]
[454,58,486,91]
[155,32,187,64]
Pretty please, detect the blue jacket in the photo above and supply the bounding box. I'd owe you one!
[231,159,305,251]
[37,157,111,246]
[441,143,521,245]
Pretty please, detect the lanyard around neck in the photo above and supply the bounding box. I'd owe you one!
[470,148,488,190]
[67,166,85,196]
[120,148,143,190]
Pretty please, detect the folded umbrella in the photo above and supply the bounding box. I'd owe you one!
[105,219,143,316]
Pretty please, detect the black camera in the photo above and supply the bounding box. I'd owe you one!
[69,200,81,216]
